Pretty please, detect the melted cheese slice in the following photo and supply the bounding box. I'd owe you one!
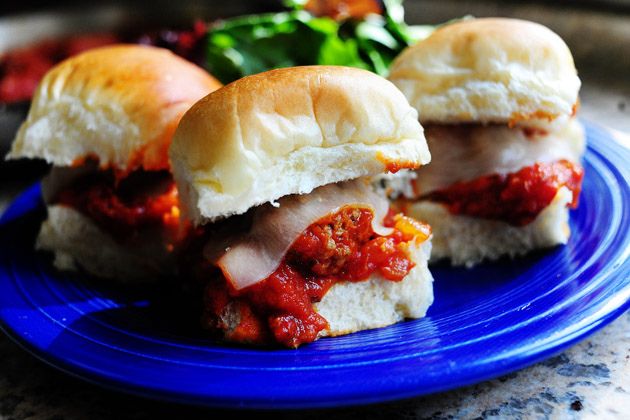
[204,179,392,290]
[414,119,585,196]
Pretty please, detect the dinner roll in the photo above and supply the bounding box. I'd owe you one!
[8,45,221,171]
[170,66,430,224]
[388,18,580,125]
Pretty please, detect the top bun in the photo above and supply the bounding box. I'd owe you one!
[388,18,580,125]
[170,66,429,224]
[8,45,222,172]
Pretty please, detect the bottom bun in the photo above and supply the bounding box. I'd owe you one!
[36,205,176,283]
[315,239,434,337]
[406,187,573,268]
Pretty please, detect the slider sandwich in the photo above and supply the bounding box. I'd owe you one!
[170,66,434,347]
[388,18,585,267]
[7,45,221,282]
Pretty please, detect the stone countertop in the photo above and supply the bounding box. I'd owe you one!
[0,63,629,420]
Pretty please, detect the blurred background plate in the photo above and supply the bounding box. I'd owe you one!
[0,120,628,409]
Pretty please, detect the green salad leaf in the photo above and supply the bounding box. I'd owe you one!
[205,1,435,84]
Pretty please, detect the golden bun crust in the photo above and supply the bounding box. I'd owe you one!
[170,66,430,224]
[388,18,580,125]
[8,45,222,171]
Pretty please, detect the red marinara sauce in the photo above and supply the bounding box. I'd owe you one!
[55,170,181,242]
[202,207,431,348]
[424,159,584,226]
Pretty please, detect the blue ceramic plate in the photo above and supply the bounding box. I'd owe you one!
[0,121,629,409]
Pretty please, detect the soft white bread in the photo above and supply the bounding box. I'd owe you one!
[169,66,430,224]
[407,187,573,267]
[37,205,176,282]
[8,45,222,171]
[315,239,433,337]
[388,18,580,125]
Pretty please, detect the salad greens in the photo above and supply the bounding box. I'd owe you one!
[205,0,435,84]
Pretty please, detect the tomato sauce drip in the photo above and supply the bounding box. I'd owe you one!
[521,126,548,139]
[55,170,181,242]
[202,207,430,348]
[424,160,584,226]
[376,152,418,174]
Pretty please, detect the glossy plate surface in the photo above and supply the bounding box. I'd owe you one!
[0,121,629,409]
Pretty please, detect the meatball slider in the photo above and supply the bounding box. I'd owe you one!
[7,45,222,282]
[388,18,585,267]
[170,66,434,347]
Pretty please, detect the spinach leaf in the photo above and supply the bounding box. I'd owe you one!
[205,1,435,84]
